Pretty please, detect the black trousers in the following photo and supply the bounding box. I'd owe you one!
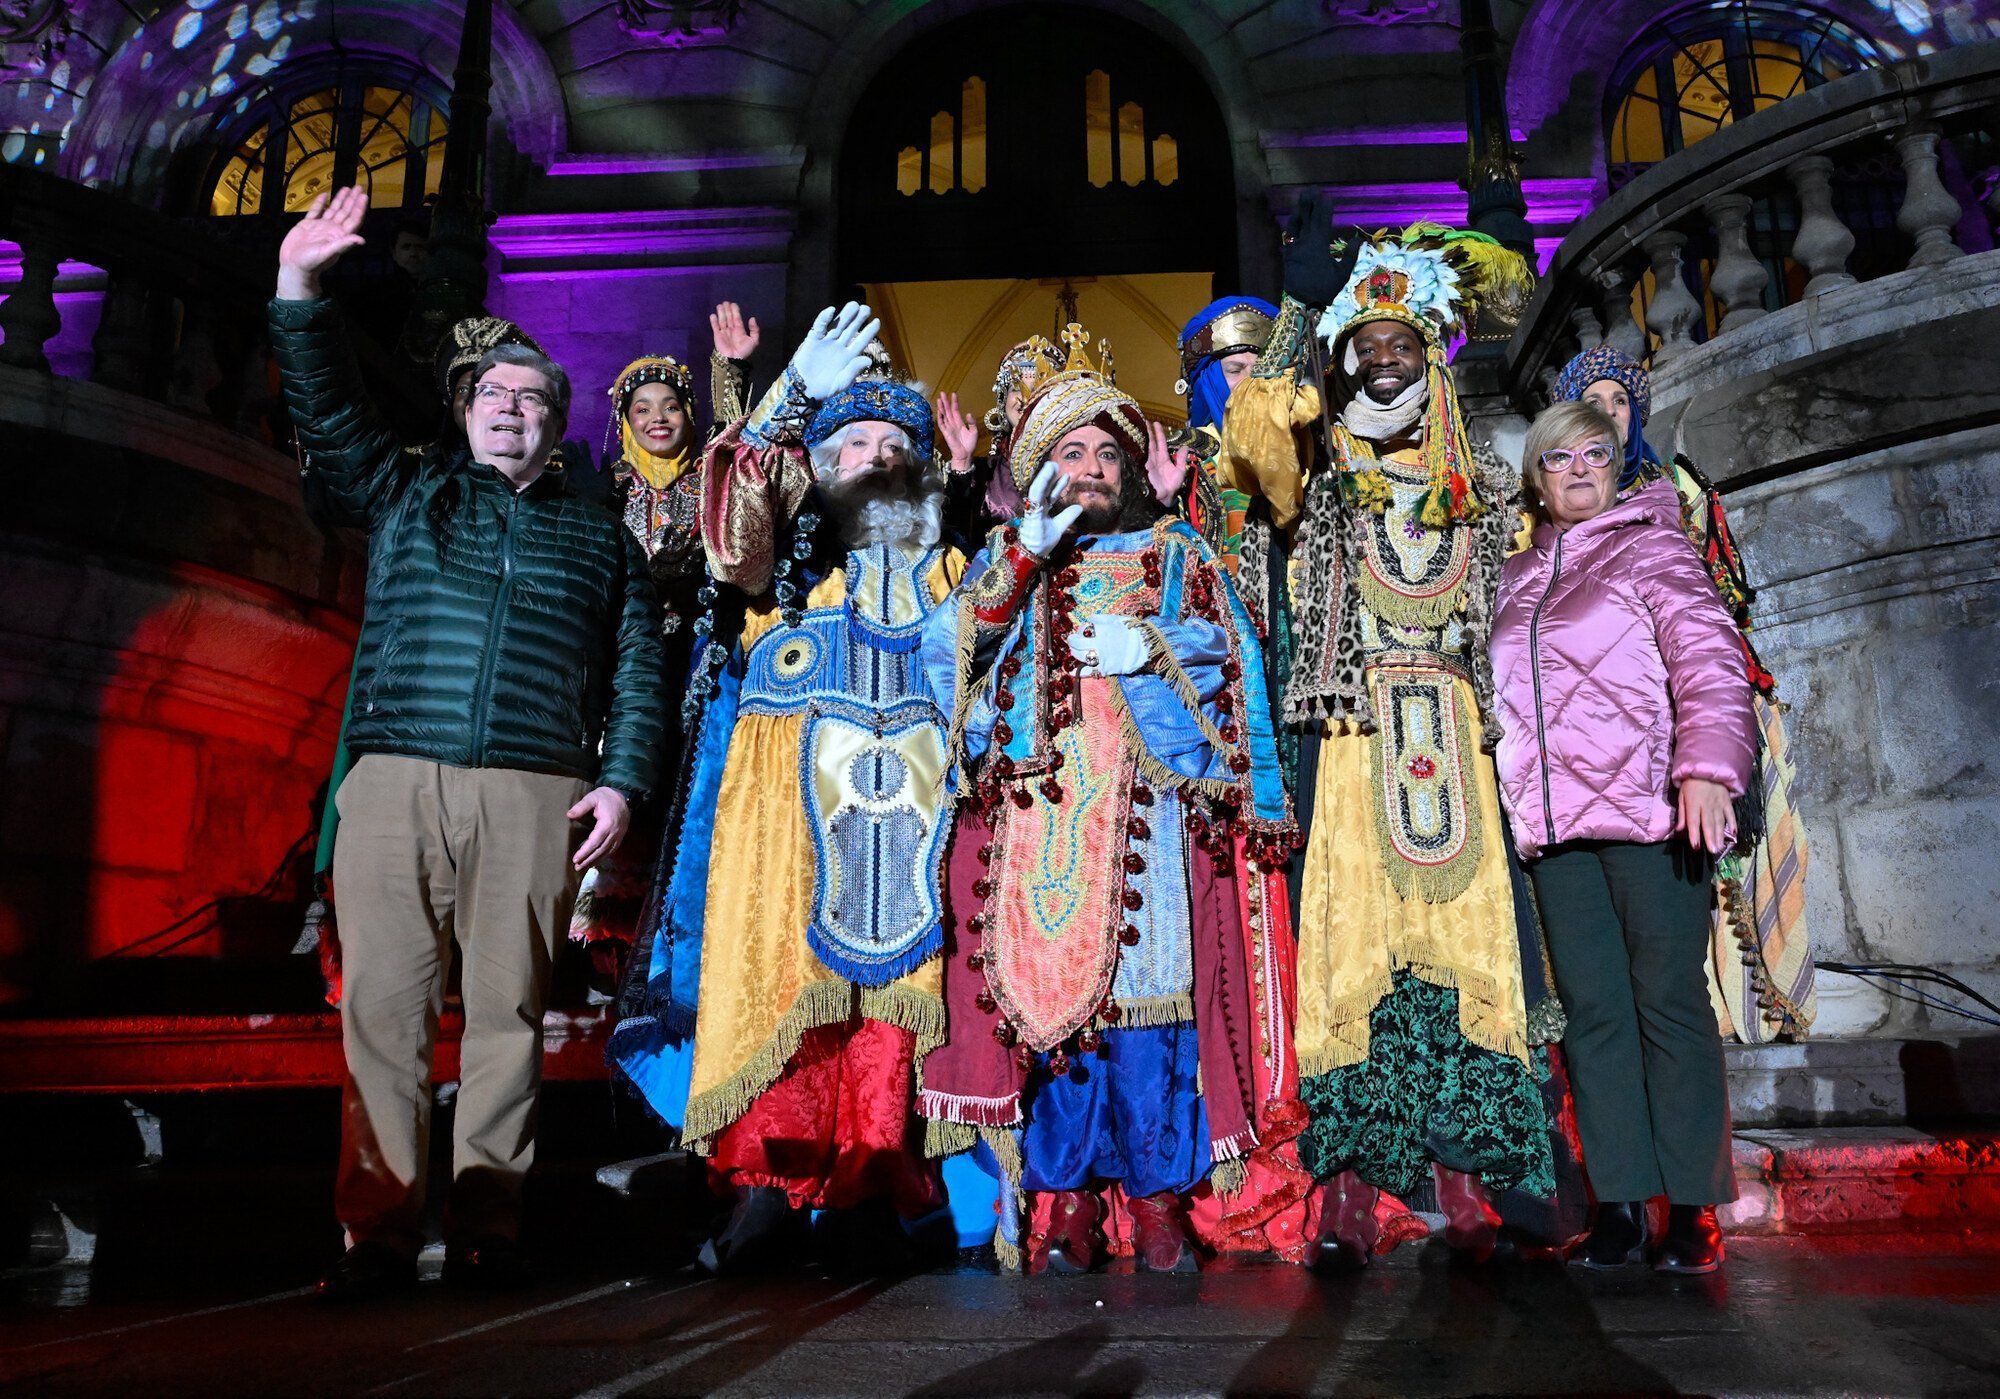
[1530,840,1736,1205]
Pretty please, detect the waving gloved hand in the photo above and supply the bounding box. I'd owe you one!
[1018,460,1085,559]
[1281,190,1365,309]
[788,301,882,400]
[1066,613,1150,678]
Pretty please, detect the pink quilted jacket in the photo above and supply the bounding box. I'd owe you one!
[1491,479,1756,859]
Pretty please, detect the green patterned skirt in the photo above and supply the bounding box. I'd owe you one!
[1298,971,1555,1200]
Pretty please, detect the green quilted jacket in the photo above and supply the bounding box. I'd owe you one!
[269,296,667,802]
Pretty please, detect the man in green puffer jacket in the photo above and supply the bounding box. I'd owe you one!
[270,187,667,1300]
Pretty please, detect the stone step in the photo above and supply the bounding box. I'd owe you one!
[1726,1034,2000,1127]
[1724,1126,2000,1237]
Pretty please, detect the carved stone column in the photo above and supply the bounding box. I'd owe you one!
[1595,262,1649,364]
[1568,304,1604,351]
[1705,192,1768,332]
[1642,231,1701,366]
[1894,123,1965,268]
[1788,154,1856,295]
[0,235,62,372]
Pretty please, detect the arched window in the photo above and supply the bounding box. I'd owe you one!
[842,4,1231,284]
[1601,3,1906,347]
[204,59,449,217]
[1605,2,1884,189]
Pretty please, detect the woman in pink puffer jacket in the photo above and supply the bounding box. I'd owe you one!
[1491,401,1755,1278]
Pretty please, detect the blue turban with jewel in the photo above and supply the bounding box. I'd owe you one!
[1178,296,1279,433]
[1554,344,1657,490]
[804,379,935,462]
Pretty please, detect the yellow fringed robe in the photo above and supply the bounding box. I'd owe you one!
[682,552,966,1148]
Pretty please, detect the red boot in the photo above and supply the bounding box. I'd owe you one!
[1026,1189,1102,1276]
[1310,1170,1380,1275]
[1432,1163,1500,1263]
[1128,1191,1199,1274]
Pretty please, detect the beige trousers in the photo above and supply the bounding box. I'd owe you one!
[331,754,588,1256]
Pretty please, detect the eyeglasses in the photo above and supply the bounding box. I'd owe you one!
[1539,443,1617,472]
[472,383,555,415]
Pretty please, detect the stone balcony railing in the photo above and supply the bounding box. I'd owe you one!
[0,164,432,446]
[1500,43,2000,1042]
[1509,41,2000,437]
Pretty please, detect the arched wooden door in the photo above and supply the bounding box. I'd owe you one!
[837,4,1237,286]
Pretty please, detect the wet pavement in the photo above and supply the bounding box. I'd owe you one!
[3,1235,1998,1397]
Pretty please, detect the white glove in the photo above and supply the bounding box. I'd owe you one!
[1066,613,1150,678]
[1018,460,1084,559]
[788,302,882,400]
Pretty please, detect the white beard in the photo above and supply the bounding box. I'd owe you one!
[819,473,943,550]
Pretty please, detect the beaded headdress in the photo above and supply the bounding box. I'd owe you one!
[609,354,698,415]
[986,335,1065,433]
[1005,322,1147,492]
[1314,223,1535,527]
[805,378,936,462]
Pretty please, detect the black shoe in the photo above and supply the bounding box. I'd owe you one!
[698,1186,803,1277]
[1572,1201,1648,1269]
[315,1240,418,1303]
[1654,1204,1723,1275]
[812,1196,916,1277]
[443,1234,531,1289]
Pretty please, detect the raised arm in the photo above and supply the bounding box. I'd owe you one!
[700,303,881,591]
[267,187,416,532]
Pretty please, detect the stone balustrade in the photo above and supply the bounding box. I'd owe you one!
[0,164,430,445]
[1511,43,2000,405]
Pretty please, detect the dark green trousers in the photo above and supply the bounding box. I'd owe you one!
[1530,840,1736,1205]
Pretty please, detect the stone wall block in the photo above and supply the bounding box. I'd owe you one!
[1833,794,2000,976]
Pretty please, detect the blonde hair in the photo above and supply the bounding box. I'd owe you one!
[1521,400,1620,520]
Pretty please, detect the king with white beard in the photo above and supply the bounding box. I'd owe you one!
[611,304,966,1275]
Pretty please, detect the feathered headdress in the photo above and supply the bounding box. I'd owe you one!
[1314,223,1535,527]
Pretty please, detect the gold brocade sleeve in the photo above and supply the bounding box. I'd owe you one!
[1217,372,1321,532]
[698,417,814,594]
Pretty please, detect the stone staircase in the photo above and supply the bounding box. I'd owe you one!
[1722,1036,2000,1240]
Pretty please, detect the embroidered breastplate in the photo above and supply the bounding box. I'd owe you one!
[741,543,951,986]
[1356,456,1472,665]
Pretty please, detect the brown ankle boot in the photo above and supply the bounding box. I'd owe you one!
[1026,1189,1101,1275]
[1128,1191,1199,1274]
[1432,1163,1500,1263]
[1310,1170,1381,1275]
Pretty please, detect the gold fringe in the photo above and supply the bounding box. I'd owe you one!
[980,1126,1026,1274]
[1105,992,1195,1030]
[1135,619,1232,753]
[926,1118,976,1160]
[1112,691,1238,804]
[682,976,947,1147]
[1353,555,1469,633]
[943,578,992,793]
[1210,1157,1249,1198]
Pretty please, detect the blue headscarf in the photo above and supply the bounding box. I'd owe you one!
[805,378,935,461]
[1554,345,1658,490]
[1179,296,1279,433]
